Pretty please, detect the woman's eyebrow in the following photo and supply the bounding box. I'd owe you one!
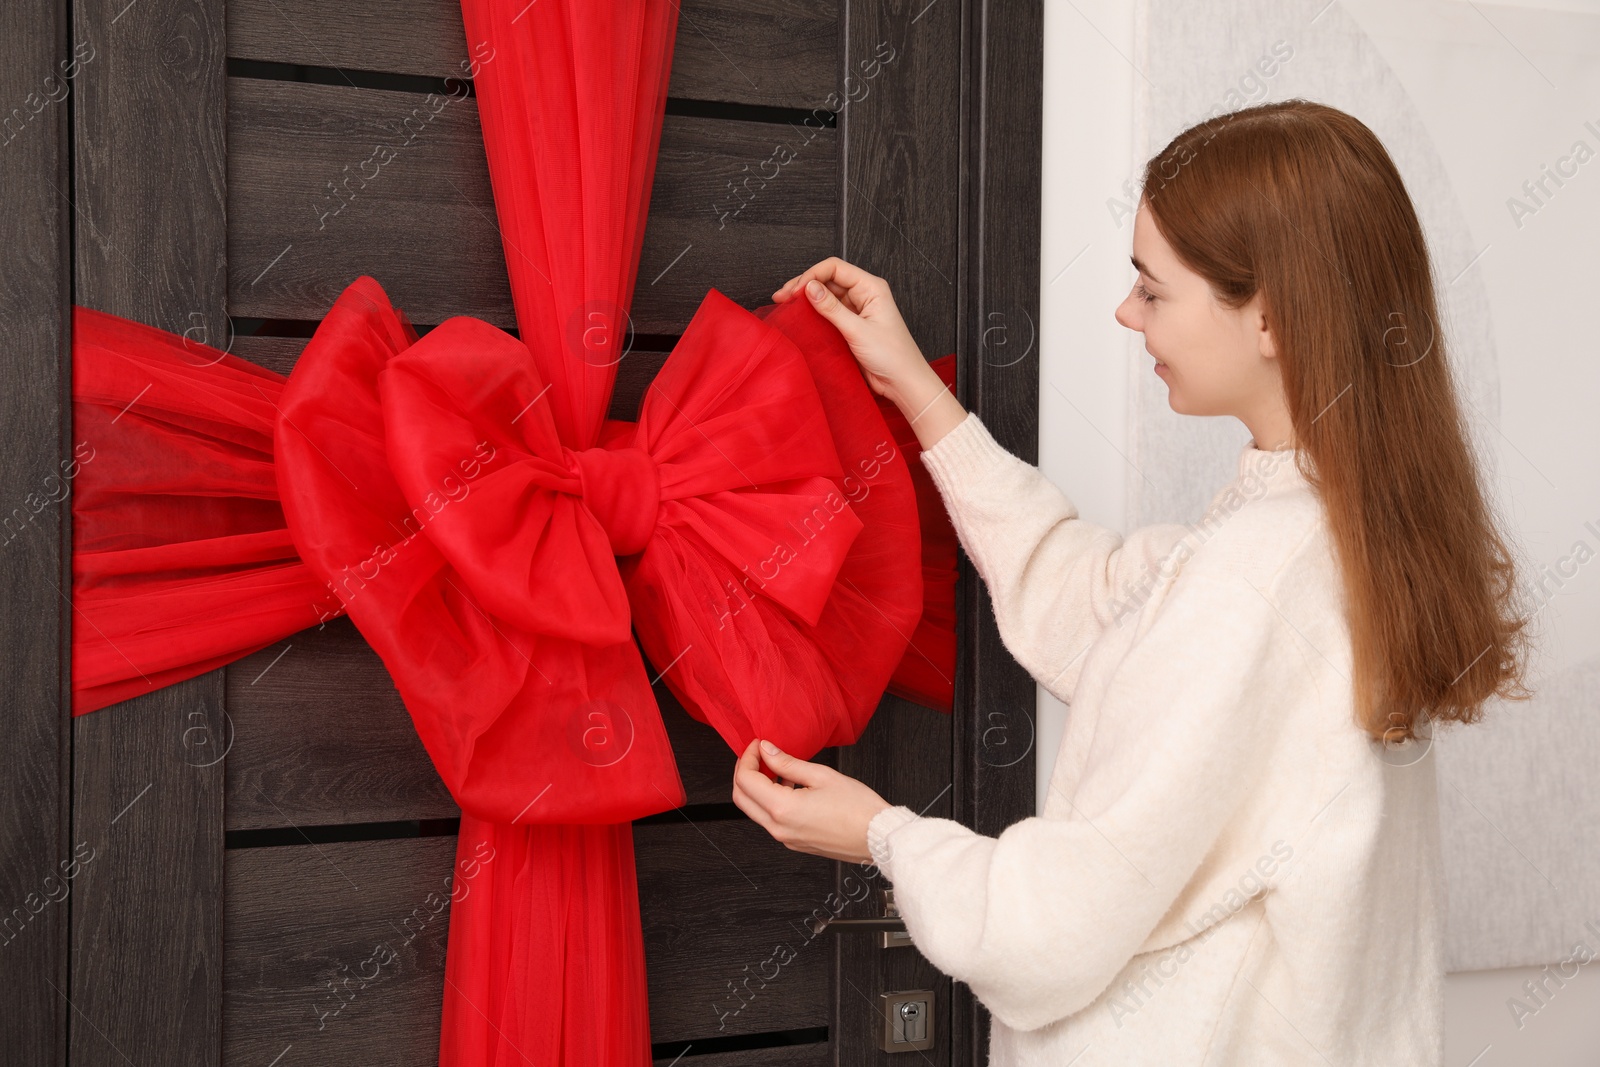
[1130,255,1163,285]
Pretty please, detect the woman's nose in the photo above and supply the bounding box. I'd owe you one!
[1114,294,1138,331]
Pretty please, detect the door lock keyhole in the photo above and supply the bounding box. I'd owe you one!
[878,989,934,1051]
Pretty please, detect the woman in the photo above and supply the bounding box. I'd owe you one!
[731,100,1532,1065]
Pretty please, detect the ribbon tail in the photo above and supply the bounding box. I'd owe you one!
[440,817,653,1067]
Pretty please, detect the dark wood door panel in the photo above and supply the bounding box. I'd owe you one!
[224,619,458,831]
[220,822,834,1060]
[224,76,509,327]
[0,1,71,1062]
[68,0,231,1063]
[226,0,840,110]
[637,819,834,1043]
[222,834,456,1066]
[225,617,786,829]
[225,77,838,331]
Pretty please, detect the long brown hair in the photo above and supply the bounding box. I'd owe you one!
[1139,99,1533,744]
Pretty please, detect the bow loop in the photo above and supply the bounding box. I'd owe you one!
[378,315,634,647]
[626,288,927,755]
[628,288,864,623]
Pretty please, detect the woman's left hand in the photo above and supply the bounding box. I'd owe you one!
[732,738,893,864]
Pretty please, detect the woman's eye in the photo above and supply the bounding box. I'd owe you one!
[1134,282,1156,304]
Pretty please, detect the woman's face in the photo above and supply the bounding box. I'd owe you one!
[1114,199,1282,427]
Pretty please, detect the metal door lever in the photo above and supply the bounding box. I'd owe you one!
[809,915,906,935]
[810,888,913,948]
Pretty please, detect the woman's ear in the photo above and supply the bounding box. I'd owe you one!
[1250,293,1277,362]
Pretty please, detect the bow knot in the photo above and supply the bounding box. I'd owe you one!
[568,444,660,556]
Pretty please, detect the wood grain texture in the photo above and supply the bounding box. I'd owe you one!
[638,819,836,1042]
[949,0,1046,1059]
[223,619,457,830]
[225,78,838,332]
[221,835,457,1066]
[837,8,959,360]
[0,3,71,1064]
[225,0,839,110]
[220,335,308,376]
[224,617,777,828]
[68,1,229,1065]
[219,822,832,1059]
[833,1,964,1061]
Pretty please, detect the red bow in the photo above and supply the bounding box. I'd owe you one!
[273,275,923,826]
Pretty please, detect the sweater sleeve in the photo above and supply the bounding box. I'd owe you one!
[863,564,1312,1033]
[918,412,1194,704]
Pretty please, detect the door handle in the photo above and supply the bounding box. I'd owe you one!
[810,888,913,948]
[809,916,906,934]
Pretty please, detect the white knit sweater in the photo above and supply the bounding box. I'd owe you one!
[866,412,1446,1066]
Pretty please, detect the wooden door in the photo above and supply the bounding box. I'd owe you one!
[1,0,1042,1063]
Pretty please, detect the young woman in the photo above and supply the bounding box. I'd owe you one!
[731,100,1532,1065]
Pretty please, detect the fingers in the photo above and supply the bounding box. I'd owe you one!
[732,739,779,831]
[771,256,880,306]
[733,737,819,806]
[773,271,849,302]
[771,257,837,299]
[799,278,866,334]
[735,737,771,790]
[756,740,829,788]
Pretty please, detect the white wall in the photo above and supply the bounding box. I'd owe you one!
[1034,0,1143,826]
[1037,0,1600,1061]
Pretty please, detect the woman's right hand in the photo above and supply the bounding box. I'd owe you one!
[771,257,968,451]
